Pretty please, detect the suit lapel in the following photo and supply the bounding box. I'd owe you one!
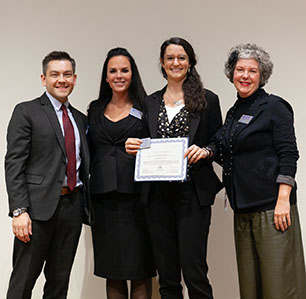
[94,101,113,142]
[70,105,91,224]
[148,88,165,138]
[69,105,90,172]
[40,93,66,157]
[118,114,139,140]
[189,112,201,145]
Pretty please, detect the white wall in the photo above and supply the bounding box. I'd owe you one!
[1,1,305,298]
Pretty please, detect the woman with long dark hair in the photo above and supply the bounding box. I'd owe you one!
[126,37,222,299]
[88,47,155,299]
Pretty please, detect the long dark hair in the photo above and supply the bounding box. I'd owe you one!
[160,37,207,113]
[98,47,146,110]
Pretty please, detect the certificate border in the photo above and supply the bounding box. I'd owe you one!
[134,137,189,182]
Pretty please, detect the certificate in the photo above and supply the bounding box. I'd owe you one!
[134,137,188,182]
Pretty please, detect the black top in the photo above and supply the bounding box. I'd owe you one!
[104,115,130,140]
[215,88,299,212]
[234,88,261,121]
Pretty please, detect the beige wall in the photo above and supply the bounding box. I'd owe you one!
[1,1,305,298]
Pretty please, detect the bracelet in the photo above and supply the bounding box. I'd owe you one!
[202,147,210,158]
[203,146,213,158]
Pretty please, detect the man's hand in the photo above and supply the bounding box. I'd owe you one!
[12,212,32,243]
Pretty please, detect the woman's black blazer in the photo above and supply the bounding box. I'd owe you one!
[141,87,223,206]
[215,89,299,210]
[88,99,143,195]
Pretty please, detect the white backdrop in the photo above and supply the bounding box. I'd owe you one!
[1,1,305,298]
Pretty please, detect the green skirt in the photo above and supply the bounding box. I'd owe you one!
[234,204,306,299]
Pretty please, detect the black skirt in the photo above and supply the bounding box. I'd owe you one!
[91,192,156,280]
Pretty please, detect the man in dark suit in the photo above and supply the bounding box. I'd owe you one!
[5,51,91,299]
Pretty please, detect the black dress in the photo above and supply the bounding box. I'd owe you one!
[88,100,155,280]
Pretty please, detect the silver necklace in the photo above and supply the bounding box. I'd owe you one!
[173,99,184,106]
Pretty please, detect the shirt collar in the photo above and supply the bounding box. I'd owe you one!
[46,91,69,111]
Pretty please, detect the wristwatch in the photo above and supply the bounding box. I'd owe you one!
[12,207,27,217]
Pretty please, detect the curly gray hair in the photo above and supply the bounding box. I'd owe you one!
[224,43,273,87]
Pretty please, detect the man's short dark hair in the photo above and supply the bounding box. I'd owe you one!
[42,51,76,75]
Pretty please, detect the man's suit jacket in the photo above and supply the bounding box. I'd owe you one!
[5,93,92,223]
[88,99,143,195]
[141,87,223,206]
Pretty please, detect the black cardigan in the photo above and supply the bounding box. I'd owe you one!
[215,88,299,211]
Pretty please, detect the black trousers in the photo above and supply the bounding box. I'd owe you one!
[7,192,83,299]
[145,181,213,299]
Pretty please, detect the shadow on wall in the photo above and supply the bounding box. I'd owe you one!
[208,193,240,298]
[80,226,160,299]
[80,226,102,299]
[152,279,160,298]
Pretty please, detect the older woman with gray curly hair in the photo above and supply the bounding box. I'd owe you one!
[215,43,306,298]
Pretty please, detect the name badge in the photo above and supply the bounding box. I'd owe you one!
[139,138,151,149]
[238,114,253,124]
[130,107,143,120]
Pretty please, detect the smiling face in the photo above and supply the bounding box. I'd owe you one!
[161,44,190,83]
[41,59,76,103]
[106,55,132,95]
[233,58,260,98]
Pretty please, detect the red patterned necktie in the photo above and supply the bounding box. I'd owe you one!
[61,104,76,191]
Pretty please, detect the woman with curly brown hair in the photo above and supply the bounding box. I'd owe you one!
[126,37,223,299]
